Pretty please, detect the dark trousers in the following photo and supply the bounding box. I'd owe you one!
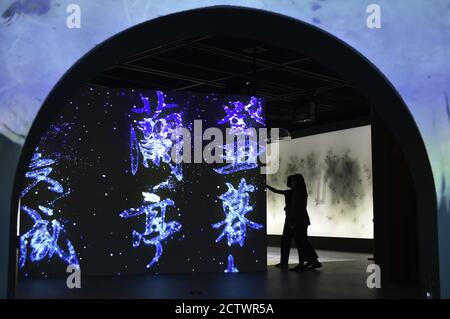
[280,222,318,264]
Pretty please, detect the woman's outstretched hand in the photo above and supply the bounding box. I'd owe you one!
[266,184,289,195]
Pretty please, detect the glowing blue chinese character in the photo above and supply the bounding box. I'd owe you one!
[129,92,183,180]
[212,178,263,247]
[214,131,265,175]
[224,254,239,273]
[217,96,265,131]
[215,97,265,175]
[19,150,78,270]
[120,193,182,268]
[19,205,79,269]
[21,152,64,197]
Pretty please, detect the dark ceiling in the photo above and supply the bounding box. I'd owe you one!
[90,36,371,131]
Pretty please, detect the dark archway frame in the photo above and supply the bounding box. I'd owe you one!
[8,6,440,297]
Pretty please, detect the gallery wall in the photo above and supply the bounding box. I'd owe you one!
[266,126,373,239]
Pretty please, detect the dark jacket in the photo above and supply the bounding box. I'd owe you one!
[267,185,310,227]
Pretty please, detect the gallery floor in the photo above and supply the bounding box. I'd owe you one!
[15,249,421,299]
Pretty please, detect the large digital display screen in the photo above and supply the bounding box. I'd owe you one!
[18,86,266,277]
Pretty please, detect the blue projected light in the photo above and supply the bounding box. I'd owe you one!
[224,254,239,273]
[123,90,184,270]
[130,124,139,176]
[18,87,266,276]
[214,131,265,175]
[21,152,64,197]
[213,97,266,271]
[214,97,265,175]
[129,92,183,181]
[119,194,182,268]
[217,97,265,131]
[19,205,78,268]
[152,179,176,191]
[38,205,54,216]
[19,151,78,269]
[212,178,263,247]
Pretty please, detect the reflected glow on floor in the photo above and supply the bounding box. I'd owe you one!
[267,247,370,266]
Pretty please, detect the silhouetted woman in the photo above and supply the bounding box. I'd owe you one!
[267,174,321,271]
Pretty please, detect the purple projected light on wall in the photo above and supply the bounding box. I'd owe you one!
[129,92,183,181]
[224,254,239,273]
[212,178,263,247]
[122,90,184,269]
[214,96,266,175]
[19,205,78,269]
[119,194,182,268]
[19,151,78,269]
[217,97,265,130]
[17,85,267,277]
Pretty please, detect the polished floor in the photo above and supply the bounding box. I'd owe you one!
[16,249,421,299]
[267,247,365,265]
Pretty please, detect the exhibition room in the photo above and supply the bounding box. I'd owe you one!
[1,5,446,300]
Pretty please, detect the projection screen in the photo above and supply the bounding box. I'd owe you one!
[18,85,267,277]
[266,126,373,239]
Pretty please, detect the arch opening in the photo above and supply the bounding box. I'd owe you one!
[9,6,439,298]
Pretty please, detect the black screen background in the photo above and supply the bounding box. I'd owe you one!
[19,85,266,278]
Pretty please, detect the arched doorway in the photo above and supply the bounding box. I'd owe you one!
[8,6,439,297]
